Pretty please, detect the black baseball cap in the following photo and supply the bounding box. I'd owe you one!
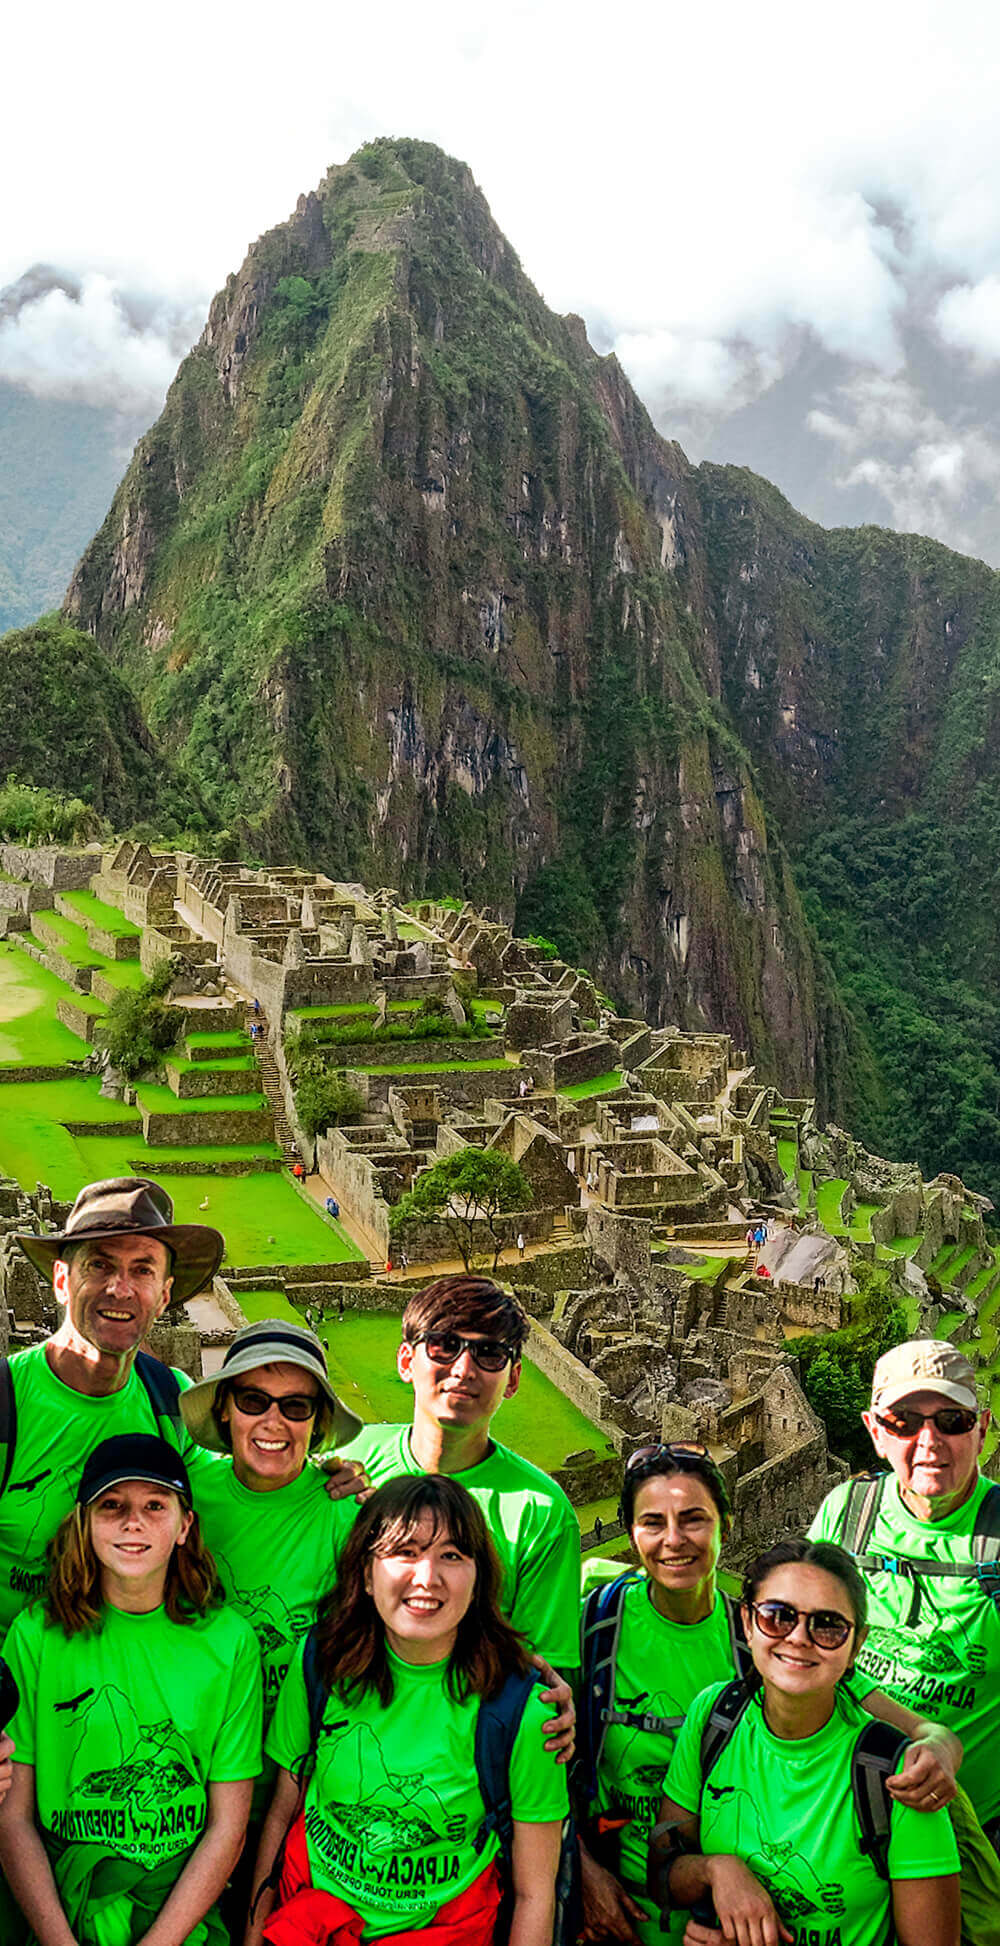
[77,1434,192,1507]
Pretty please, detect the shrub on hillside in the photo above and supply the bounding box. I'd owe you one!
[293,1053,365,1139]
[794,1264,907,1470]
[0,782,104,844]
[104,963,183,1081]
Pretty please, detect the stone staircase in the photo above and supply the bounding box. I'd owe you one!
[247,1014,299,1166]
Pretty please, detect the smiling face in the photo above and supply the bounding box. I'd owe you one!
[367,1515,478,1663]
[220,1361,321,1490]
[862,1387,987,1518]
[54,1235,173,1357]
[630,1470,725,1607]
[89,1480,192,1606]
[743,1561,861,1702]
[398,1330,520,1437]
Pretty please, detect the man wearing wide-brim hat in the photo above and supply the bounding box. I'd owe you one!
[0,1176,225,1651]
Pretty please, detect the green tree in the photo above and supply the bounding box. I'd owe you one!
[390,1148,532,1271]
[794,1264,907,1469]
[292,1053,365,1139]
[104,963,182,1081]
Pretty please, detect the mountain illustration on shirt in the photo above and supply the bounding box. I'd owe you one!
[613,1687,685,1791]
[704,1780,847,1919]
[318,1721,468,1854]
[862,1623,965,1676]
[9,1456,79,1562]
[65,1684,197,1821]
[211,1551,314,1658]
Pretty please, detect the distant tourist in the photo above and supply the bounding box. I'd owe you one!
[292,1161,305,1180]
[517,1231,526,1259]
[324,1195,340,1218]
[253,997,261,1016]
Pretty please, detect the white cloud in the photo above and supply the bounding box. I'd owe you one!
[937,277,1000,364]
[0,272,206,414]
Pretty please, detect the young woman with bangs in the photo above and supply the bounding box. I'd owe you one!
[245,1474,569,1946]
[0,1433,261,1946]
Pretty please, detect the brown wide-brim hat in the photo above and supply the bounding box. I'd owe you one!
[15,1176,225,1304]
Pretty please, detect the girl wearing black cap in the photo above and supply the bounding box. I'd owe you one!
[0,1433,262,1946]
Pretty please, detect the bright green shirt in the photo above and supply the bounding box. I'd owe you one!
[267,1640,568,1939]
[194,1458,355,1812]
[342,1423,581,1670]
[581,1574,739,1944]
[5,1600,261,1870]
[0,1345,212,1648]
[809,1471,1000,1820]
[666,1682,959,1946]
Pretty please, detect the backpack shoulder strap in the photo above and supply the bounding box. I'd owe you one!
[698,1677,755,1792]
[720,1591,752,1680]
[0,1360,16,1499]
[972,1483,1000,1563]
[302,1623,328,1773]
[579,1572,639,1799]
[851,1719,907,1883]
[473,1667,538,1858]
[134,1351,183,1434]
[837,1471,887,1564]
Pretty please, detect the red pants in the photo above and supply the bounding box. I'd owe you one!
[262,1811,502,1946]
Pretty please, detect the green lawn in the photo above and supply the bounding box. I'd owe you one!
[357,1059,515,1076]
[175,1174,364,1265]
[59,890,140,937]
[30,909,105,968]
[0,944,94,1066]
[96,961,148,992]
[559,1070,623,1100]
[136,1084,267,1114]
[186,1030,251,1050]
[881,1235,921,1257]
[776,1137,798,1179]
[815,1178,847,1232]
[0,1076,142,1194]
[168,1055,257,1076]
[796,1168,813,1213]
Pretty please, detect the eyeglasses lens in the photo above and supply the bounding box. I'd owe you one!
[625,1440,709,1474]
[752,1600,851,1649]
[423,1334,511,1372]
[878,1406,977,1437]
[231,1387,317,1421]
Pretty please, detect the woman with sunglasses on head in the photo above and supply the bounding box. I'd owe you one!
[577,1447,961,1946]
[245,1473,570,1946]
[655,1538,960,1946]
[179,1319,366,1931]
[0,1433,261,1946]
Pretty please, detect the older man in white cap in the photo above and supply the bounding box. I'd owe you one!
[810,1337,1000,1843]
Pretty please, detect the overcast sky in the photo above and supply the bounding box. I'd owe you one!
[7,0,1000,557]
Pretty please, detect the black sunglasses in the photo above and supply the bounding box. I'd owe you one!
[875,1405,978,1439]
[416,1332,515,1373]
[749,1599,854,1651]
[625,1441,710,1475]
[230,1386,319,1423]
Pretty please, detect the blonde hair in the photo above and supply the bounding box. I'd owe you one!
[45,1496,222,1636]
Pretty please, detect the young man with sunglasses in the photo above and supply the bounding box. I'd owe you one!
[339,1274,583,1677]
[809,1338,1000,1843]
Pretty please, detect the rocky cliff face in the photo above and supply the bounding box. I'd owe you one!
[63,141,824,1091]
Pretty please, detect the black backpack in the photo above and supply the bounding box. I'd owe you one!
[302,1625,582,1946]
[836,1470,1000,1625]
[697,1677,909,1883]
[578,1570,752,1806]
[0,1350,184,1496]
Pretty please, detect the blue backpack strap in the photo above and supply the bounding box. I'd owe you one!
[0,1360,16,1499]
[851,1720,907,1883]
[134,1351,183,1435]
[579,1570,640,1801]
[302,1623,328,1771]
[475,1666,582,1946]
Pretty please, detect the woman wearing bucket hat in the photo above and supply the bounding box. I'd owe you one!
[181,1320,365,1934]
[0,1433,261,1946]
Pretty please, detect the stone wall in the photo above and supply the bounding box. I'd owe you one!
[506,1243,594,1295]
[141,1106,273,1146]
[317,1037,498,1070]
[0,844,98,891]
[390,1206,554,1265]
[524,1317,624,1447]
[586,1208,653,1280]
[316,1128,392,1257]
[527,1034,618,1090]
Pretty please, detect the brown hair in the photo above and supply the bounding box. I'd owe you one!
[402,1275,528,1355]
[45,1495,222,1636]
[312,1475,529,1706]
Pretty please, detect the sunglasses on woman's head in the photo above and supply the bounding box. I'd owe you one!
[875,1405,978,1439]
[416,1332,514,1373]
[749,1599,854,1650]
[230,1386,319,1422]
[624,1441,710,1475]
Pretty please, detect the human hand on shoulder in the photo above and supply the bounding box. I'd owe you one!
[319,1456,372,1503]
[528,1653,575,1763]
[887,1726,961,1810]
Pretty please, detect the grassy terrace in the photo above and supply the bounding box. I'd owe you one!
[168,1055,257,1076]
[776,1137,798,1179]
[560,1070,623,1100]
[96,961,147,992]
[58,890,140,937]
[135,1084,267,1114]
[355,1059,516,1076]
[0,944,95,1066]
[187,1030,251,1050]
[31,909,104,967]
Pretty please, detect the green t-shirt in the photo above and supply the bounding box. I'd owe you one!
[809,1471,1000,1821]
[5,1600,261,1870]
[583,1575,740,1945]
[194,1457,355,1808]
[342,1423,581,1670]
[267,1640,568,1939]
[0,1345,212,1648]
[666,1681,958,1946]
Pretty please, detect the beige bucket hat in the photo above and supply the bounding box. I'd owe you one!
[180,1317,363,1452]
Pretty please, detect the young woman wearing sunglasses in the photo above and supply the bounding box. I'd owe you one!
[577,1449,962,1946]
[657,1539,960,1946]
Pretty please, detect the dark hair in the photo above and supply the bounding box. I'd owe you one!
[311,1475,529,1707]
[741,1538,868,1631]
[45,1498,221,1635]
[209,1364,334,1455]
[620,1449,732,1531]
[402,1275,528,1356]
